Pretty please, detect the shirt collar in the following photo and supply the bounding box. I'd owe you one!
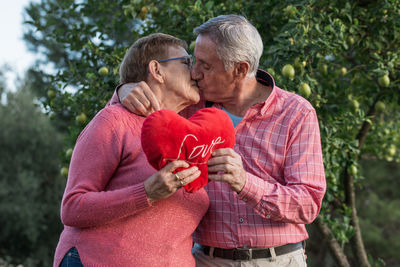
[256,69,275,88]
[256,69,277,116]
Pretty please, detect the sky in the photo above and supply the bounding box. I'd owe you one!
[0,0,39,91]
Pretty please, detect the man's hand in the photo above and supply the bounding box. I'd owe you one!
[118,81,160,116]
[144,160,201,203]
[207,148,247,193]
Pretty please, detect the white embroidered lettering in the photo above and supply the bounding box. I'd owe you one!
[176,134,225,161]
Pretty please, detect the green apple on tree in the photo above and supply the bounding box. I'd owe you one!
[319,64,328,75]
[340,67,347,76]
[282,64,295,80]
[347,36,355,46]
[267,68,275,76]
[387,144,396,157]
[98,66,109,76]
[348,164,358,176]
[141,6,148,14]
[378,74,390,87]
[139,6,148,20]
[299,83,311,98]
[375,101,386,113]
[47,89,56,99]
[75,113,87,125]
[60,167,69,177]
[66,148,73,159]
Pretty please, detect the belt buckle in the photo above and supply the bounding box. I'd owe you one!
[235,247,252,260]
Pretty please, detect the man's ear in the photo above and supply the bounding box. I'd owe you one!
[148,60,164,83]
[234,61,250,79]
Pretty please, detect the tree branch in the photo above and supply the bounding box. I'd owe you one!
[344,93,382,267]
[315,216,351,267]
[356,95,380,148]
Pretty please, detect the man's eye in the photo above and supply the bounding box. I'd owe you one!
[203,64,210,70]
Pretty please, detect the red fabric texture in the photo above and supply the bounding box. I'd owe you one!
[141,107,235,193]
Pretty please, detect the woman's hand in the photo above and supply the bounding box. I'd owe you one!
[144,161,201,203]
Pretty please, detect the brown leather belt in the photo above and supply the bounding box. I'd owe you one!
[201,242,303,261]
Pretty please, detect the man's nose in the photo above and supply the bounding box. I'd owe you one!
[191,64,201,80]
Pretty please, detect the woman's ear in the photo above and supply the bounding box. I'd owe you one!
[148,60,164,83]
[234,61,250,79]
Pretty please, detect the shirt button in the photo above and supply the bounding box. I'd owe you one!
[239,218,244,223]
[266,215,271,219]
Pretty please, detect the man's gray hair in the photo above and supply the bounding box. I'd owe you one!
[194,14,263,77]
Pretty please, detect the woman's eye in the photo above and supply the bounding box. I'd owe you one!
[182,59,191,67]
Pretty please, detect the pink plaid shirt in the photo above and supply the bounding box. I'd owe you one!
[110,69,326,249]
[183,70,326,249]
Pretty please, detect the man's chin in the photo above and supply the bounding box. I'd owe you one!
[201,92,217,102]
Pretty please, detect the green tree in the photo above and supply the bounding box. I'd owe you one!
[0,74,65,265]
[23,0,400,266]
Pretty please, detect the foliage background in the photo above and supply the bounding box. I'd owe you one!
[1,0,399,266]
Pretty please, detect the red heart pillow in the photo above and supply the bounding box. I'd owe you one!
[141,107,235,193]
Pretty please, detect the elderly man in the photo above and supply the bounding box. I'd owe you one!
[112,15,326,266]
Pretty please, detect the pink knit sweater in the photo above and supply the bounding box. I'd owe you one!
[53,104,209,267]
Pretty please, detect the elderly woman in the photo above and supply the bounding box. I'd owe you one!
[53,33,210,267]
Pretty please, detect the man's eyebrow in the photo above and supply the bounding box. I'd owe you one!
[196,58,209,65]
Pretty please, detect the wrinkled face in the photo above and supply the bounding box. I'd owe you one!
[191,34,236,103]
[161,46,200,105]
